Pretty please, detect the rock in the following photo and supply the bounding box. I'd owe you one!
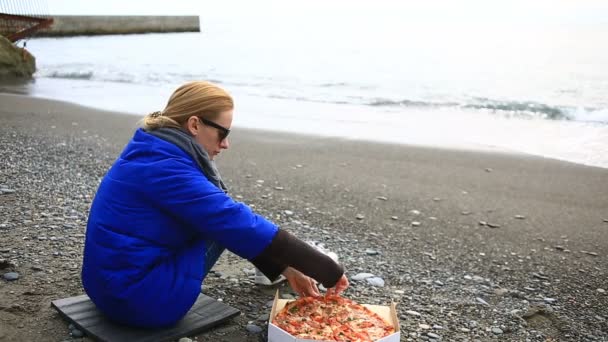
[355,214,365,220]
[459,327,470,332]
[246,324,263,334]
[543,297,557,304]
[70,329,84,338]
[419,324,431,329]
[405,310,421,317]
[598,288,606,294]
[3,272,19,281]
[461,211,471,215]
[376,196,388,201]
[486,222,500,228]
[352,273,375,281]
[475,297,490,306]
[0,36,36,78]
[365,249,379,256]
[366,277,385,287]
[284,210,294,216]
[274,186,284,190]
[478,221,487,226]
[555,245,565,251]
[409,210,421,215]
[532,272,549,281]
[257,313,270,321]
[281,293,295,300]
[491,327,503,335]
[603,218,608,223]
[427,332,441,339]
[581,251,599,257]
[515,215,526,219]
[411,221,421,227]
[178,338,193,342]
[485,168,493,172]
[394,290,405,294]
[390,216,398,220]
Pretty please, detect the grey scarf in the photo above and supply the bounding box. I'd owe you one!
[147,127,227,192]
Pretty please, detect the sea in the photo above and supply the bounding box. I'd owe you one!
[3,6,608,168]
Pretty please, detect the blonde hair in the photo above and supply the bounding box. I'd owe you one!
[142,81,234,130]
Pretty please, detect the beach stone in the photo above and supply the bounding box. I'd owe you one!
[284,210,294,216]
[603,218,608,223]
[419,324,431,330]
[405,310,421,317]
[543,297,557,304]
[365,249,379,256]
[411,221,421,227]
[281,293,295,300]
[475,297,490,306]
[459,327,470,332]
[178,338,193,342]
[71,329,84,338]
[3,272,19,281]
[355,214,365,220]
[492,327,503,335]
[352,273,375,281]
[409,210,420,215]
[376,196,388,201]
[515,215,526,219]
[487,222,500,228]
[366,277,385,287]
[597,288,605,294]
[394,290,405,294]
[390,216,398,220]
[274,186,284,190]
[246,324,263,334]
[427,332,441,339]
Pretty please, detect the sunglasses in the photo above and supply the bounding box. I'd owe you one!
[198,117,230,141]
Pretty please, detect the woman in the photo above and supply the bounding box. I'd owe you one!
[81,81,349,328]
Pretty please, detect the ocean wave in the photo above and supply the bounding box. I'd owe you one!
[464,98,568,120]
[44,70,94,80]
[569,107,608,123]
[368,98,460,107]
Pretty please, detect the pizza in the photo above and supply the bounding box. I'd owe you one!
[273,295,394,341]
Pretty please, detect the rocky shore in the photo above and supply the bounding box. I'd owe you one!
[0,94,607,341]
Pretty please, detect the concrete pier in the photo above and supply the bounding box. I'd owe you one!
[37,15,200,37]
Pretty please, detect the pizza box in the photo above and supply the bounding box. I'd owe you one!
[268,290,400,342]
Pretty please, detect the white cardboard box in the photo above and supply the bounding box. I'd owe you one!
[268,291,400,342]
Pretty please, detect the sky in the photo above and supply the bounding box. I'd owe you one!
[42,0,608,28]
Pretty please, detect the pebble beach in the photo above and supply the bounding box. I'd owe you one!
[1,93,607,341]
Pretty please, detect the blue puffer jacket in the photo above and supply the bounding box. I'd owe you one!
[82,128,278,328]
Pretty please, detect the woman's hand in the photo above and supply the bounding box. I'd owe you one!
[325,274,349,297]
[282,267,321,297]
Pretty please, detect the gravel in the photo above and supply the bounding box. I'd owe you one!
[1,98,607,341]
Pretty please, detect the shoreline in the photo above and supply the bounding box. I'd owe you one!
[1,93,607,341]
[2,91,606,172]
